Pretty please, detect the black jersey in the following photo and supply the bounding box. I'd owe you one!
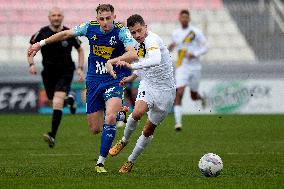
[30,26,81,72]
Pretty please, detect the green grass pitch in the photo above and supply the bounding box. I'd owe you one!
[0,114,283,189]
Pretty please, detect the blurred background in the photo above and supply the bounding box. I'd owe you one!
[0,0,283,114]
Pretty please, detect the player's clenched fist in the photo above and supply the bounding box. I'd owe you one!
[29,64,37,75]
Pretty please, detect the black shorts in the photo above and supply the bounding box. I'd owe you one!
[41,70,74,100]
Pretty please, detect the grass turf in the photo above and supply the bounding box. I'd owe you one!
[0,114,283,189]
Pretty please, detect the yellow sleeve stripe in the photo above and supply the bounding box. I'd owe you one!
[147,46,160,51]
[90,20,100,25]
[115,22,125,29]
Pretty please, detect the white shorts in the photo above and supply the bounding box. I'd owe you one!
[175,65,201,91]
[136,82,176,125]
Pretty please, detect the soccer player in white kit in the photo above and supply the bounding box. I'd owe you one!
[106,14,176,173]
[169,10,208,131]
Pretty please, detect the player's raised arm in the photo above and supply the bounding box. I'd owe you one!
[28,29,75,56]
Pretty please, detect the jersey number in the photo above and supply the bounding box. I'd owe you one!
[96,61,107,74]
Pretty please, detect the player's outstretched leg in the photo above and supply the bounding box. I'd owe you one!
[110,100,147,157]
[119,120,155,173]
[95,97,121,173]
[109,113,139,156]
[95,124,116,173]
[119,132,153,173]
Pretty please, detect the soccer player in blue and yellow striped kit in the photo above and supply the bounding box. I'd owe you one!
[28,4,138,173]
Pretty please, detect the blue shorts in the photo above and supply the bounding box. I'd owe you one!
[86,80,124,114]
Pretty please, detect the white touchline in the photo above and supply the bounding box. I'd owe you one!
[29,153,84,156]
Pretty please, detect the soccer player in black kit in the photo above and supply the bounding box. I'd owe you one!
[27,7,85,148]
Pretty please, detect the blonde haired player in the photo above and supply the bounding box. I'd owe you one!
[106,14,176,173]
[169,9,208,131]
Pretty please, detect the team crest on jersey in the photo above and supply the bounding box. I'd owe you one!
[109,36,117,46]
[137,43,146,58]
[93,45,115,59]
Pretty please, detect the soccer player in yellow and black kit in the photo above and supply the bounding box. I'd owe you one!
[169,10,208,131]
[27,7,85,148]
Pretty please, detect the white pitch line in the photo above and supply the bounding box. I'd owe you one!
[161,152,284,156]
[23,152,284,157]
[29,153,84,156]
[226,152,283,155]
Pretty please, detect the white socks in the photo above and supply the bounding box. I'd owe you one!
[97,155,106,165]
[122,114,139,143]
[128,133,153,163]
[174,105,182,125]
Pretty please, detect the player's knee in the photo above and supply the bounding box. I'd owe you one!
[88,122,102,135]
[190,92,199,100]
[132,110,143,121]
[175,92,183,105]
[52,96,64,110]
[105,113,117,125]
[176,88,184,98]
[90,127,101,135]
[143,127,155,137]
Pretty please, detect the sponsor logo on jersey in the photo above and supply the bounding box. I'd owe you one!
[93,45,115,59]
[104,87,116,98]
[105,87,115,94]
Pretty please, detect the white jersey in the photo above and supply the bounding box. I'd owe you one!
[171,25,208,70]
[133,31,175,90]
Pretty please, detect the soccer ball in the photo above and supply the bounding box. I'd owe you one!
[198,153,223,177]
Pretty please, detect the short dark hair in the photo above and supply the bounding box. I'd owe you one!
[127,14,145,27]
[180,9,190,16]
[96,4,114,14]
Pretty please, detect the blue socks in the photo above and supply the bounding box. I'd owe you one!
[100,124,116,157]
